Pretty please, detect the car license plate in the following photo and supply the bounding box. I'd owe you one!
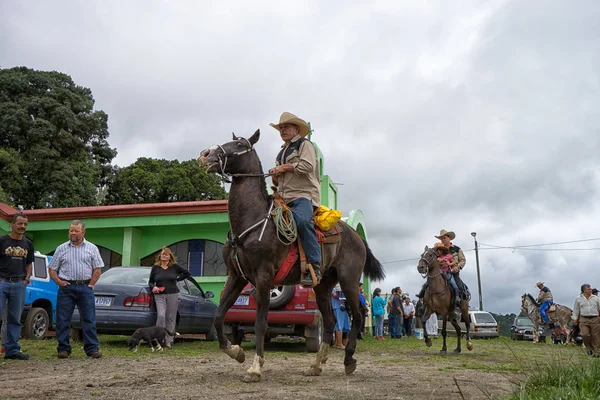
[95,296,112,306]
[234,295,249,306]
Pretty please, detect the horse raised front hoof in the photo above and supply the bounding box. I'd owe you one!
[304,365,322,376]
[224,344,245,363]
[467,342,473,351]
[344,360,357,375]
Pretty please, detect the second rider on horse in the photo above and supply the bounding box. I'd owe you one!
[268,112,322,287]
[417,229,466,309]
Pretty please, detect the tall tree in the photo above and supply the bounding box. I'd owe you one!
[0,67,117,208]
[104,158,227,204]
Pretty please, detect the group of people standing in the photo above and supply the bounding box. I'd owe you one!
[371,288,416,340]
[0,214,189,360]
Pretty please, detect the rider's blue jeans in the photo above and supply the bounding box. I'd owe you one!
[539,300,553,323]
[447,273,459,291]
[288,197,321,265]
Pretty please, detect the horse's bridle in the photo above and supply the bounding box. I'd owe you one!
[418,248,440,279]
[209,137,270,182]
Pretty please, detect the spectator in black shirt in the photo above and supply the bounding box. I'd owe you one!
[0,213,34,360]
[149,247,191,349]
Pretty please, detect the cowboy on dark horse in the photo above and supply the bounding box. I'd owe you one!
[417,229,466,309]
[268,112,322,287]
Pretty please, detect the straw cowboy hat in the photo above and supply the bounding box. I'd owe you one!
[536,281,544,287]
[433,242,450,254]
[435,229,456,240]
[270,112,309,137]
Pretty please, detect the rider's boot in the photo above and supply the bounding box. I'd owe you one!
[453,287,462,309]
[301,262,321,286]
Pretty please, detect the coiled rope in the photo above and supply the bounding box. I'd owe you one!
[272,205,297,245]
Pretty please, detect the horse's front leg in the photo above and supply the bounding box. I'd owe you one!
[532,324,540,343]
[304,278,336,377]
[421,308,433,348]
[243,276,271,383]
[440,315,448,354]
[215,274,248,363]
[450,314,462,354]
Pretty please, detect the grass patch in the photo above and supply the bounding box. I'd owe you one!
[505,359,600,399]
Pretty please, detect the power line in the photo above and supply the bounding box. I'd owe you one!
[380,241,600,266]
[479,237,600,248]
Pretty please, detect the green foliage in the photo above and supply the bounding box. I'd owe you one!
[491,312,518,337]
[0,66,117,208]
[104,158,227,204]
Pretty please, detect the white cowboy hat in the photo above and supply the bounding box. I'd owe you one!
[270,112,309,137]
[435,229,456,240]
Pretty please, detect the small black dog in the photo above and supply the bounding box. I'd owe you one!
[125,327,177,352]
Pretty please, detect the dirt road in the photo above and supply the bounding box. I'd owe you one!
[0,343,519,400]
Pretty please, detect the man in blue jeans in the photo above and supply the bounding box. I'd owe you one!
[269,112,322,286]
[48,220,104,359]
[0,212,34,360]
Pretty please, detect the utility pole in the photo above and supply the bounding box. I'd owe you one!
[471,232,483,311]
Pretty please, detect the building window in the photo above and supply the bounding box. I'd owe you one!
[143,240,226,277]
[97,247,122,272]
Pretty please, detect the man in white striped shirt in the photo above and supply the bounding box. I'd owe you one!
[572,284,600,358]
[48,220,104,359]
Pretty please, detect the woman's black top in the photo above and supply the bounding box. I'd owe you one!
[148,264,191,294]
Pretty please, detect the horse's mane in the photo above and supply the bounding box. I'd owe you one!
[255,156,269,201]
[525,293,539,307]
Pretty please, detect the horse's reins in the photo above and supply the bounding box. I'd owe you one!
[212,138,285,281]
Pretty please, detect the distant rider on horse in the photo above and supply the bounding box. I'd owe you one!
[417,229,466,308]
[536,281,554,324]
[268,112,322,287]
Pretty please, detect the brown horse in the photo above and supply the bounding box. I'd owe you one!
[198,130,385,382]
[417,246,472,354]
[521,293,573,343]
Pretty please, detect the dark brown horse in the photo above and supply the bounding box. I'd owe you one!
[198,130,385,382]
[417,246,472,354]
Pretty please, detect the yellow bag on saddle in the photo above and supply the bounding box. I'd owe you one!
[313,205,342,231]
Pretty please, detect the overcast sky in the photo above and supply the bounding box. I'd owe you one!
[2,0,599,314]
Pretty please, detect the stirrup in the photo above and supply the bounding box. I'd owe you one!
[300,264,320,288]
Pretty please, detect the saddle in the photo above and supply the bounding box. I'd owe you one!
[271,194,342,287]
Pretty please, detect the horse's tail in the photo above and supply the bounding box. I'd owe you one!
[361,237,385,281]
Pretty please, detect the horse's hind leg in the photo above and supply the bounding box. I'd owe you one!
[214,274,247,363]
[339,278,362,375]
[461,302,472,351]
[305,275,337,376]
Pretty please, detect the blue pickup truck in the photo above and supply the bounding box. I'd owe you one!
[21,252,58,339]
